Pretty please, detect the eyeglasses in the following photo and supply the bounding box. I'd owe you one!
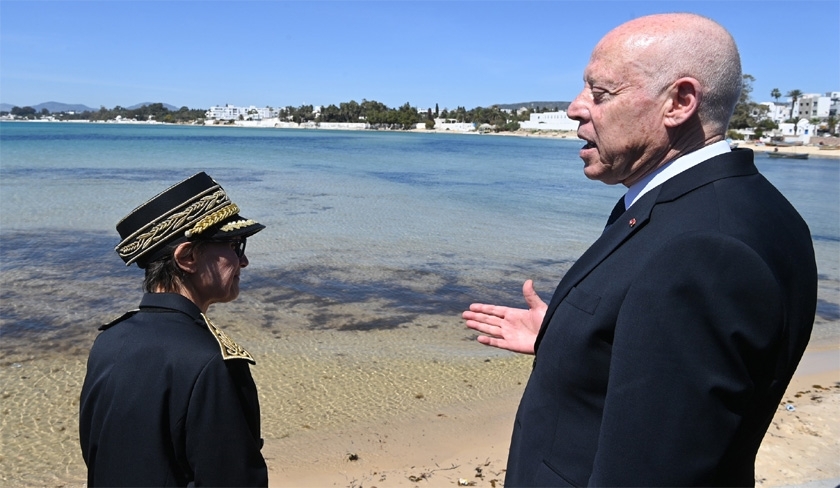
[205,237,247,258]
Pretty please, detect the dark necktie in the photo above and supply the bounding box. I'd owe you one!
[604,196,626,229]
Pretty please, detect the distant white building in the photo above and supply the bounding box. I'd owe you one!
[777,119,817,143]
[206,104,243,120]
[205,104,278,121]
[519,111,579,131]
[427,119,476,132]
[758,91,839,126]
[758,102,790,124]
[829,91,840,117]
[317,122,367,130]
[797,93,831,119]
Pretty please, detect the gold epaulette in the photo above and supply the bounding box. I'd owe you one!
[200,313,256,364]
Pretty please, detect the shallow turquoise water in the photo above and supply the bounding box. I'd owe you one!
[1,121,837,346]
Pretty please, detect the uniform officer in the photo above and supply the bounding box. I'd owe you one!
[80,172,269,487]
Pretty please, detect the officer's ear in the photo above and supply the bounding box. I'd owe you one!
[173,242,199,274]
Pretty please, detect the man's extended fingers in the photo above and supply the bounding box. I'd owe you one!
[465,311,503,327]
[469,302,493,314]
[465,317,496,332]
[468,303,508,318]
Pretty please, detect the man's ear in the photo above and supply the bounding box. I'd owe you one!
[173,242,198,273]
[663,77,701,128]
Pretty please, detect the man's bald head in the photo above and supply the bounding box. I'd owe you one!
[596,13,742,136]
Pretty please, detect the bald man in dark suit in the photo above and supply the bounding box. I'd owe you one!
[464,13,817,487]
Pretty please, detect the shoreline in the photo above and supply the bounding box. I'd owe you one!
[739,141,840,160]
[4,119,839,159]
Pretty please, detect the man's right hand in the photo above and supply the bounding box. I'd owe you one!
[462,279,547,355]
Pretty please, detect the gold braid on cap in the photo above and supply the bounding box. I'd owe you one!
[117,190,229,262]
[220,219,257,232]
[185,203,240,238]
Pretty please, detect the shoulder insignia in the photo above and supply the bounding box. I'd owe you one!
[99,309,140,331]
[200,313,256,364]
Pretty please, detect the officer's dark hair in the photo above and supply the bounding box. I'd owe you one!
[143,241,208,293]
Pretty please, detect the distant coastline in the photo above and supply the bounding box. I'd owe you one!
[739,140,840,160]
[4,118,839,159]
[0,116,582,139]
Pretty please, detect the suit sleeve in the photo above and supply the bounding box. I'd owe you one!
[589,232,783,486]
[185,357,268,487]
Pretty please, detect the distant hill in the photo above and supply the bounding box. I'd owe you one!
[494,101,571,111]
[0,101,181,113]
[0,101,97,113]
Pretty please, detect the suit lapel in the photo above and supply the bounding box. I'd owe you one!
[533,149,758,353]
[534,188,658,350]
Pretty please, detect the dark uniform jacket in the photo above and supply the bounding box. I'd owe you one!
[505,149,817,487]
[80,293,268,487]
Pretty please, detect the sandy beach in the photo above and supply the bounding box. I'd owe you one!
[262,350,840,488]
[739,141,840,160]
[1,320,837,487]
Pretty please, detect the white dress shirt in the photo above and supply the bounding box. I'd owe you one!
[624,140,731,210]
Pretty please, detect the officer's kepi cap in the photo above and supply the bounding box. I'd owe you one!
[115,172,265,268]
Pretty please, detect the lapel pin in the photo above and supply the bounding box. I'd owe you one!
[629,218,636,227]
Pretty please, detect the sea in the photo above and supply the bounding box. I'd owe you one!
[1,121,838,485]
[1,121,838,346]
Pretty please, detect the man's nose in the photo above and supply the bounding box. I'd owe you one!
[567,91,587,122]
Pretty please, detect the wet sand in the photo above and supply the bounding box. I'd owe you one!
[263,355,840,488]
[0,299,535,487]
[1,335,836,487]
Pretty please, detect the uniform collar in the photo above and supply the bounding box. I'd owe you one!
[139,293,204,321]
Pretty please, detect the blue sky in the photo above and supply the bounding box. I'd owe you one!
[1,0,838,111]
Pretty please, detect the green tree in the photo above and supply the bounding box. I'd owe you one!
[729,74,760,130]
[321,104,340,122]
[753,118,777,138]
[786,89,803,134]
[396,102,420,129]
[771,88,781,103]
[500,121,520,132]
[11,106,36,118]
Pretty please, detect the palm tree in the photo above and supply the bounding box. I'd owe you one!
[786,89,803,134]
[771,88,781,103]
